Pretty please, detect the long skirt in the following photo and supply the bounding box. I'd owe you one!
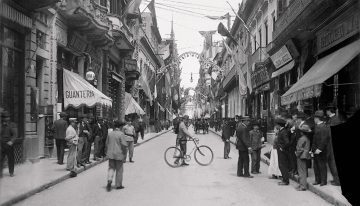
[268,148,282,176]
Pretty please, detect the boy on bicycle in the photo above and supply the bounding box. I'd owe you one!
[175,115,194,166]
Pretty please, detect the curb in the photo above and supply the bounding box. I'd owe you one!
[209,129,349,206]
[0,129,171,206]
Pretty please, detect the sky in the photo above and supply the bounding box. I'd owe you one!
[139,0,242,89]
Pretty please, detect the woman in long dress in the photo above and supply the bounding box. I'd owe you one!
[268,125,282,179]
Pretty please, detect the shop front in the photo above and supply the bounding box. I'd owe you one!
[250,59,273,131]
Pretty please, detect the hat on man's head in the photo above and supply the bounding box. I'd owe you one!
[325,103,336,109]
[314,110,325,118]
[183,115,189,120]
[241,116,250,121]
[59,112,67,117]
[274,118,286,126]
[69,118,77,122]
[297,112,307,120]
[1,111,10,118]
[299,124,312,133]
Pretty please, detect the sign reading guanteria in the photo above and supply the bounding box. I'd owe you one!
[63,69,112,109]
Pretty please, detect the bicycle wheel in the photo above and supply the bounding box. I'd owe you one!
[194,145,214,166]
[164,146,183,168]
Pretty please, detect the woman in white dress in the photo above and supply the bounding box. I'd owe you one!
[268,125,282,179]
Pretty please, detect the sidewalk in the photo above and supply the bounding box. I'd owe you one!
[0,129,171,206]
[209,128,351,206]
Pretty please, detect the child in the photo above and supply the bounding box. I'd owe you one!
[295,124,312,191]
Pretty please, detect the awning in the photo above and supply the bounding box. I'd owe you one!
[124,92,145,115]
[63,69,112,109]
[281,39,360,105]
[271,60,295,78]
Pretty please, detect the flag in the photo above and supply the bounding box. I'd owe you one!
[205,13,229,20]
[217,23,237,45]
[148,0,156,16]
[160,44,170,60]
[123,0,143,18]
[153,84,157,99]
[199,31,216,50]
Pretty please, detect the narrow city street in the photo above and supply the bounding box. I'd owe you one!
[15,128,331,206]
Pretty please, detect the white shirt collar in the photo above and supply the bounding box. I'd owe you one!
[329,113,335,118]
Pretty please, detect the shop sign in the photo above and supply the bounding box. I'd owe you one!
[251,64,271,89]
[317,7,360,54]
[270,45,293,69]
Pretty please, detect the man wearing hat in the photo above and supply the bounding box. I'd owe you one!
[275,117,291,185]
[295,124,312,191]
[65,118,79,177]
[325,105,341,186]
[175,115,194,166]
[52,112,68,165]
[311,110,331,186]
[77,115,91,166]
[235,116,253,178]
[221,119,232,159]
[1,111,17,177]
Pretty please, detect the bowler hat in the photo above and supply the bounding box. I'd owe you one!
[325,103,336,110]
[1,111,10,118]
[274,118,286,126]
[183,115,189,120]
[299,124,312,133]
[314,110,325,118]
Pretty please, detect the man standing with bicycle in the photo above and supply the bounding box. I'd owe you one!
[175,115,193,166]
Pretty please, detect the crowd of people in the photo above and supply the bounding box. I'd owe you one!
[208,105,343,191]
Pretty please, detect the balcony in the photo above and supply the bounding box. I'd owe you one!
[271,0,331,52]
[124,59,140,81]
[108,16,134,51]
[57,0,113,46]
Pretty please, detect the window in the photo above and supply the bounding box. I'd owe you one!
[272,12,276,32]
[110,0,121,15]
[258,28,262,48]
[265,21,269,45]
[36,30,46,49]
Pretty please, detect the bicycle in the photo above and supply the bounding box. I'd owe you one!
[164,136,214,168]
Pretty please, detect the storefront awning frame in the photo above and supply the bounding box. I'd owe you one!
[281,39,360,105]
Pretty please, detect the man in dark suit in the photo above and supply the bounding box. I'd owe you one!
[77,115,91,166]
[325,105,341,186]
[276,118,291,185]
[235,116,253,178]
[52,112,68,165]
[311,110,331,186]
[222,119,232,159]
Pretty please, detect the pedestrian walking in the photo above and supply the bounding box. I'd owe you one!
[123,117,136,163]
[289,111,299,175]
[100,118,109,158]
[106,120,128,191]
[311,110,331,186]
[0,111,17,177]
[325,105,341,186]
[138,116,145,140]
[250,122,265,174]
[52,112,68,165]
[295,124,312,191]
[221,119,232,159]
[132,116,140,144]
[65,118,79,177]
[275,118,291,186]
[235,116,253,178]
